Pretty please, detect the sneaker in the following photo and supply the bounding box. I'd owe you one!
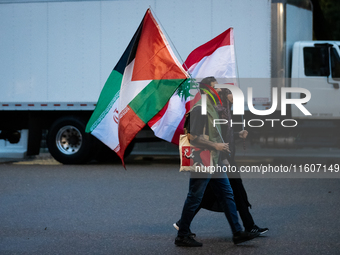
[173,222,179,231]
[173,221,196,238]
[247,225,269,235]
[175,236,203,247]
[232,230,260,244]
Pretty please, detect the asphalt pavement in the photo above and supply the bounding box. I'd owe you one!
[1,154,340,254]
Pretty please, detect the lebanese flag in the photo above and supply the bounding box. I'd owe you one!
[86,9,188,166]
[148,28,236,145]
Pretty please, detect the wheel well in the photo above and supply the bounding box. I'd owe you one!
[46,115,93,164]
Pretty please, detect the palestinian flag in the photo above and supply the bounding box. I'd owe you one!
[86,9,188,166]
[148,28,236,145]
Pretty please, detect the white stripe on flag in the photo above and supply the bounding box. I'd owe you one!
[119,59,151,113]
[150,94,186,142]
[91,100,120,150]
[188,45,236,79]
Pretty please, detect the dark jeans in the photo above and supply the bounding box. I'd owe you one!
[178,172,242,237]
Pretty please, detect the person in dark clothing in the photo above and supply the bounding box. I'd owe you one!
[174,77,260,247]
[217,88,268,234]
[174,86,268,239]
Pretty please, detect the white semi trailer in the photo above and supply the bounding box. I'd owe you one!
[0,0,338,163]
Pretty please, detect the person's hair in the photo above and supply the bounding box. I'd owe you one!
[225,88,232,95]
[199,76,217,90]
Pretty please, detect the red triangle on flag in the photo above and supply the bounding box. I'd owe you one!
[131,10,187,81]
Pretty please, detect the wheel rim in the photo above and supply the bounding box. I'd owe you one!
[55,125,82,155]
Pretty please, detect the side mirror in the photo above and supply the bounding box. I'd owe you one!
[327,76,340,89]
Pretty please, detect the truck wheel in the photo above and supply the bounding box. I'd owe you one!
[47,117,93,164]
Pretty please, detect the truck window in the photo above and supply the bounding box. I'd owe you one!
[331,48,340,81]
[304,47,329,76]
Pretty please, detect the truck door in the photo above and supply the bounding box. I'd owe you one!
[292,43,340,119]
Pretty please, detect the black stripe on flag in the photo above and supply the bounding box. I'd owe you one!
[113,12,145,74]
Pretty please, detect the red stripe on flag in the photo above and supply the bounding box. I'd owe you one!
[183,28,233,71]
[170,114,186,145]
[131,10,187,81]
[148,101,170,127]
[117,106,145,166]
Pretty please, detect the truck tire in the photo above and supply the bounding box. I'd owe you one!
[47,116,93,164]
